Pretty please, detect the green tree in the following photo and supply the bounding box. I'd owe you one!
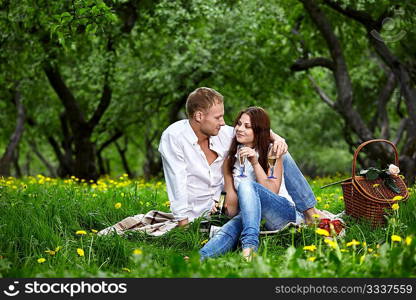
[289,0,416,182]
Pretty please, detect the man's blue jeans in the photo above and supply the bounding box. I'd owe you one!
[199,152,316,260]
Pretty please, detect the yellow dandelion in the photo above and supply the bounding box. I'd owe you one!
[114,202,122,209]
[340,249,349,253]
[405,236,412,246]
[55,246,62,252]
[133,248,143,255]
[391,203,399,210]
[316,197,322,202]
[338,196,343,200]
[165,201,170,207]
[37,257,46,263]
[307,256,316,262]
[392,196,403,201]
[303,245,317,252]
[91,229,98,233]
[362,242,367,247]
[312,214,320,219]
[45,250,56,256]
[346,239,360,247]
[372,184,380,188]
[121,267,131,273]
[315,228,330,237]
[77,248,85,257]
[324,238,337,249]
[368,248,374,253]
[92,194,97,197]
[391,235,402,242]
[324,204,330,209]
[76,230,87,235]
[200,239,209,245]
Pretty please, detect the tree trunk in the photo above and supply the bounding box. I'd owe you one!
[28,139,57,177]
[97,151,108,176]
[143,133,162,180]
[12,146,22,178]
[0,89,25,177]
[97,130,123,176]
[115,138,134,178]
[44,58,113,180]
[74,134,98,180]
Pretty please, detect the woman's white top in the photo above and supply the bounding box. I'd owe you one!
[232,152,295,206]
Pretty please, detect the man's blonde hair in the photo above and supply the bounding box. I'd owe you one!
[186,87,224,118]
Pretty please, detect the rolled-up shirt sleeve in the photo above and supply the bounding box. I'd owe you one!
[158,132,190,221]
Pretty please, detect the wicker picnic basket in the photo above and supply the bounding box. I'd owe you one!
[341,139,409,226]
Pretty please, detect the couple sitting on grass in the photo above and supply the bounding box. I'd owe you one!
[159,87,326,261]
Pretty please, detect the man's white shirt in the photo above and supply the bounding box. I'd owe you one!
[158,120,234,221]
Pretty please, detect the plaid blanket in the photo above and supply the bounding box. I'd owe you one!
[98,209,345,238]
[98,210,178,237]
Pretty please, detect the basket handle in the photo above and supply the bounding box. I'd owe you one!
[352,139,399,180]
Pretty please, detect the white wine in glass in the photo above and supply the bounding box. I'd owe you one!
[267,144,277,179]
[237,144,247,178]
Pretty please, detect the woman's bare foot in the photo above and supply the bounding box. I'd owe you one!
[242,248,255,262]
[303,207,325,225]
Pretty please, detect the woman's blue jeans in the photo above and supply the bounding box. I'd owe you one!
[199,152,316,260]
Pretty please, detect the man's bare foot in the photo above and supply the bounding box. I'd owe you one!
[303,207,325,225]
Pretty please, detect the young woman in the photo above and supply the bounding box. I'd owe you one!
[199,107,323,261]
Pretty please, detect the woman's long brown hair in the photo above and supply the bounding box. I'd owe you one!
[228,107,272,175]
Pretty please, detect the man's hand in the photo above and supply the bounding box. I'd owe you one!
[270,130,288,158]
[210,201,218,214]
[178,218,189,227]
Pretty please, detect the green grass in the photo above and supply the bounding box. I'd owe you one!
[0,174,415,278]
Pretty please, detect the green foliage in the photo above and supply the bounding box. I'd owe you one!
[0,0,415,178]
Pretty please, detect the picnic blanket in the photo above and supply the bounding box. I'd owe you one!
[98,210,178,237]
[98,209,346,238]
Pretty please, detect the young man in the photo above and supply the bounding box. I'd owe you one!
[158,87,320,228]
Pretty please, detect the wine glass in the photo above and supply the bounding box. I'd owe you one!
[237,144,247,178]
[267,143,277,179]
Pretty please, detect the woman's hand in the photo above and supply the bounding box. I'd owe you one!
[270,131,288,158]
[238,146,258,166]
